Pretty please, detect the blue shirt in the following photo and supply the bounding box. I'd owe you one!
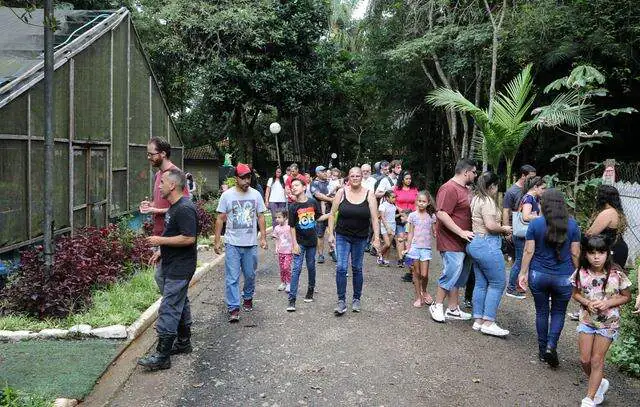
[526,216,581,276]
[520,193,540,214]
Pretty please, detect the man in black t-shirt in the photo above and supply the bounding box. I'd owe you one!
[138,169,198,371]
[286,178,322,312]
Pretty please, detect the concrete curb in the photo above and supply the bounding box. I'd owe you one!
[125,253,226,340]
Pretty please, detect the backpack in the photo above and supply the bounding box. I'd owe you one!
[374,175,393,194]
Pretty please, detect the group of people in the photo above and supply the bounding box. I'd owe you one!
[134,136,639,406]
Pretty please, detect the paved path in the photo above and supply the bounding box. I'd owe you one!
[102,245,640,406]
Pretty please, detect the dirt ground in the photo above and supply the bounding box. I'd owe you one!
[99,245,640,407]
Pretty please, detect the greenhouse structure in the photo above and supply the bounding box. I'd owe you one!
[0,7,184,253]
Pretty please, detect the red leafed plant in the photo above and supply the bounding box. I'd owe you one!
[0,225,151,319]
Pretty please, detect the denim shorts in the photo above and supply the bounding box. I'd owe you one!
[406,247,432,261]
[396,224,406,235]
[438,251,472,291]
[577,323,619,340]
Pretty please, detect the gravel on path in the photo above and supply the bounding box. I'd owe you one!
[105,245,640,406]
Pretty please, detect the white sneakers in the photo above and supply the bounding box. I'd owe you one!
[445,306,472,321]
[581,397,595,407]
[429,304,472,322]
[594,378,609,404]
[480,322,509,337]
[429,303,446,322]
[472,321,482,331]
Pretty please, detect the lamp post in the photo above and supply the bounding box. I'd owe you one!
[269,122,282,168]
[330,152,337,168]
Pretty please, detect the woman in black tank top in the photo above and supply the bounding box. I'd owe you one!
[327,167,380,315]
[585,185,628,268]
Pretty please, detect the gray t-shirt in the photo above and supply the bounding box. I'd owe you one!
[217,187,266,246]
[503,183,523,212]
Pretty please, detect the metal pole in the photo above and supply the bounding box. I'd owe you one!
[274,132,281,169]
[43,0,55,276]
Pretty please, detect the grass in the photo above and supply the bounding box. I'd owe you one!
[0,384,53,407]
[0,339,121,400]
[0,268,159,331]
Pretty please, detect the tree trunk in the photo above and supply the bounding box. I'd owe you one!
[484,0,508,172]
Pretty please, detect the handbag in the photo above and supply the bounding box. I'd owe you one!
[512,209,529,238]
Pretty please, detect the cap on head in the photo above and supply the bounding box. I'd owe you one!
[235,163,252,177]
[315,165,326,173]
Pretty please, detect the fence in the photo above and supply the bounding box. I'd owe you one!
[615,162,640,266]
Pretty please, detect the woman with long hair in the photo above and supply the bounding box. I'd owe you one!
[466,172,513,336]
[586,185,628,268]
[506,176,546,299]
[394,170,419,272]
[265,167,287,221]
[519,188,581,367]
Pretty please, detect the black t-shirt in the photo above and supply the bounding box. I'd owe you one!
[161,196,198,280]
[288,197,321,247]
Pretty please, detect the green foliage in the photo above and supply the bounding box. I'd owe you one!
[0,267,157,330]
[0,384,51,407]
[427,64,537,184]
[609,266,640,377]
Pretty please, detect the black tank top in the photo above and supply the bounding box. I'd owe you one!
[335,190,371,238]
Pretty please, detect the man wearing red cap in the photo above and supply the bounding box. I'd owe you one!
[214,163,268,322]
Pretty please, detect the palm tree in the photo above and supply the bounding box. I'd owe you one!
[426,64,537,186]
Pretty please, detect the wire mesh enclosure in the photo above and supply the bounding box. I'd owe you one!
[0,7,183,253]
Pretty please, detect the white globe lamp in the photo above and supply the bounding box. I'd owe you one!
[269,122,281,134]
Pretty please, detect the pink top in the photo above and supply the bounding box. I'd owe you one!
[394,186,418,211]
[407,211,436,248]
[272,224,293,254]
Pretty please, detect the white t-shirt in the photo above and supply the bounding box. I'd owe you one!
[362,176,376,192]
[378,200,397,235]
[375,175,397,195]
[266,177,286,203]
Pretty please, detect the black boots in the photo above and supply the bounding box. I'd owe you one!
[171,325,192,355]
[138,335,175,370]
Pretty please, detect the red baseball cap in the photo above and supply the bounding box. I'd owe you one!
[235,163,252,177]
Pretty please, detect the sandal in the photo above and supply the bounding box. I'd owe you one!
[412,299,423,308]
[422,293,434,306]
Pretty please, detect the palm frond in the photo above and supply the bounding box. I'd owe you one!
[426,88,489,127]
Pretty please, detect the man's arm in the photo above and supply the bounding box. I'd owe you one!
[213,212,227,254]
[148,235,196,247]
[435,210,473,242]
[502,208,511,226]
[258,213,267,249]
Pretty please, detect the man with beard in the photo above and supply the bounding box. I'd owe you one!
[138,169,198,370]
[214,163,268,322]
[140,137,188,291]
[429,158,477,323]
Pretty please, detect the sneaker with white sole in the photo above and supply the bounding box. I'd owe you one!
[286,300,296,312]
[445,306,472,320]
[429,303,445,323]
[594,378,609,405]
[480,322,509,337]
[285,283,290,293]
[277,283,286,291]
[581,397,595,407]
[334,300,347,316]
[352,299,361,313]
[472,321,482,331]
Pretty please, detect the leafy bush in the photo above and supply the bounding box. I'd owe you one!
[609,265,640,377]
[196,199,216,237]
[0,225,151,319]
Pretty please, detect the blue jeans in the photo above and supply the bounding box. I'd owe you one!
[508,236,525,290]
[528,269,573,353]
[224,244,257,311]
[466,235,506,321]
[288,244,317,301]
[335,234,367,301]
